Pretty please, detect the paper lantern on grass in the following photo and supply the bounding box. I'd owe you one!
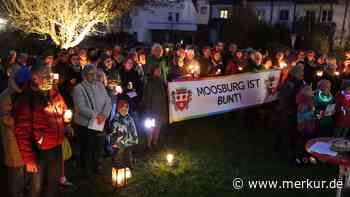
[112,167,132,188]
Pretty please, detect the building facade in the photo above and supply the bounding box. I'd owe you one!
[209,0,350,46]
[112,0,210,43]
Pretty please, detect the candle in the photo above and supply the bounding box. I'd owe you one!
[63,109,73,123]
[127,82,133,90]
[115,85,123,94]
[53,73,59,80]
[279,62,287,69]
[316,70,324,77]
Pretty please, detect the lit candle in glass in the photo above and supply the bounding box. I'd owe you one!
[63,109,73,123]
[279,62,287,69]
[316,70,324,77]
[53,73,59,80]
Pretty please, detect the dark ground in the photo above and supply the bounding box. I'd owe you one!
[0,109,345,197]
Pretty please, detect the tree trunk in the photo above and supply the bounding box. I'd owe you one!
[341,0,349,46]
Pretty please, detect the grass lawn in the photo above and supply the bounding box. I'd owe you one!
[62,110,342,197]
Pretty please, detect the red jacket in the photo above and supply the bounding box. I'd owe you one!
[14,90,66,164]
[335,93,350,128]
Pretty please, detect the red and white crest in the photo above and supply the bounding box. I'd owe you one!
[171,88,192,112]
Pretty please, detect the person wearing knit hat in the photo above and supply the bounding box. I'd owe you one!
[109,100,138,167]
[334,79,350,137]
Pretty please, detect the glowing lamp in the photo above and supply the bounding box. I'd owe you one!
[166,153,174,165]
[63,109,73,123]
[216,69,222,75]
[335,71,340,76]
[316,70,324,77]
[144,118,156,129]
[112,167,132,188]
[238,66,243,71]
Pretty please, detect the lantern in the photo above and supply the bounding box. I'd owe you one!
[165,152,179,167]
[112,167,132,188]
[316,70,324,77]
[63,109,73,123]
[166,153,174,166]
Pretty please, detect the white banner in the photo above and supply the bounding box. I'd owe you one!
[168,69,282,123]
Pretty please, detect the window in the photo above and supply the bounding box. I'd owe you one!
[168,12,173,21]
[257,9,266,22]
[306,10,316,23]
[220,9,228,19]
[322,10,333,23]
[176,13,180,22]
[279,10,289,21]
[201,7,208,15]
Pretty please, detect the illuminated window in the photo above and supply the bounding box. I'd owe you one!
[220,9,228,19]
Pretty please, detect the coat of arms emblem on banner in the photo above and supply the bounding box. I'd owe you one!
[171,88,192,111]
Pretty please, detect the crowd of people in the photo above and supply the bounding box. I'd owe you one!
[0,41,350,197]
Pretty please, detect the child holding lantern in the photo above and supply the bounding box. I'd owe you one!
[334,80,350,138]
[110,100,139,166]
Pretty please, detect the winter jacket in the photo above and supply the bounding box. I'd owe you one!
[14,90,66,164]
[111,113,138,148]
[73,80,112,127]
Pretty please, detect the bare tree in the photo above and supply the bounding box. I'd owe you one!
[0,0,137,49]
